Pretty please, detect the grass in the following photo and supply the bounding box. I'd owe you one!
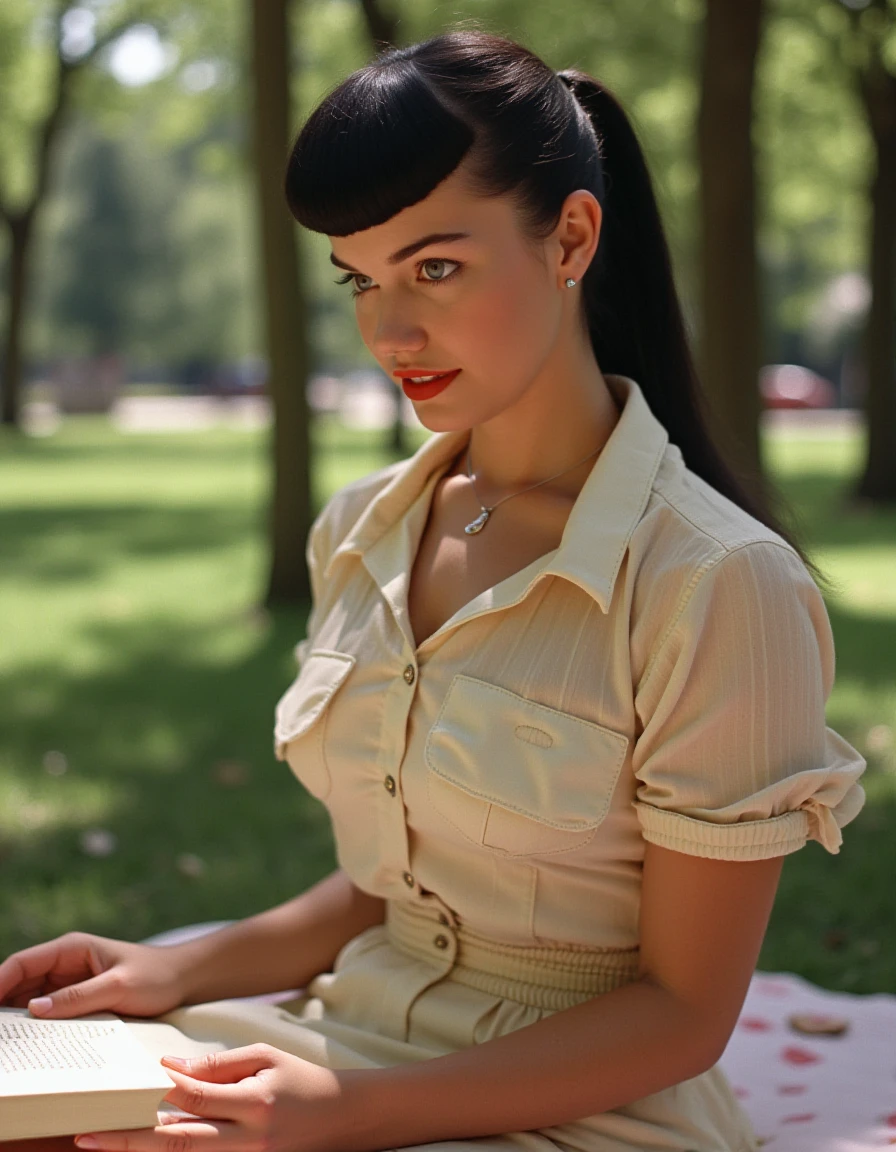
[1,416,894,993]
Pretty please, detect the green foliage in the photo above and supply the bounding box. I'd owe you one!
[0,4,57,210]
[0,0,886,382]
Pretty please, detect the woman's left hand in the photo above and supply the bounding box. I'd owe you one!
[74,1045,360,1152]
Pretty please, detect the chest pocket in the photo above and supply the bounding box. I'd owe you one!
[274,650,356,801]
[425,674,628,857]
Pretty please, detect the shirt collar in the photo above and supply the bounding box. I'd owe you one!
[543,375,668,611]
[325,375,668,613]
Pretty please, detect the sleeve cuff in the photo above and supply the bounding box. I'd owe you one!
[633,796,860,860]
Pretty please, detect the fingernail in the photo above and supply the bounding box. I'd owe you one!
[28,996,52,1015]
[161,1054,190,1069]
[75,1138,99,1148]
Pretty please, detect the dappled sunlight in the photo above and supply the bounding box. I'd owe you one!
[0,774,121,841]
[1,420,893,991]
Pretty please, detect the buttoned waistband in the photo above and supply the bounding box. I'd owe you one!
[385,899,640,1012]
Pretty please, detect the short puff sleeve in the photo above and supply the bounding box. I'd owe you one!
[632,541,865,860]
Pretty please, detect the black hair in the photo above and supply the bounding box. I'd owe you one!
[285,30,808,564]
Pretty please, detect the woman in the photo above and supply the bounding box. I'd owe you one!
[0,30,866,1152]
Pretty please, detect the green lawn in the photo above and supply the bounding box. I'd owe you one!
[1,417,894,993]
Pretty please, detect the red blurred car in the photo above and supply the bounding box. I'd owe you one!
[759,364,837,409]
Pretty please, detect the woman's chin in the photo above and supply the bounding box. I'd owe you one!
[409,407,475,435]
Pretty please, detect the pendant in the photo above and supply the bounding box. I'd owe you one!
[464,509,491,535]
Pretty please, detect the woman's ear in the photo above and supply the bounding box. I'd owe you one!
[554,190,602,288]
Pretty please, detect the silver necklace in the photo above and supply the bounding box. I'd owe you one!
[463,443,602,535]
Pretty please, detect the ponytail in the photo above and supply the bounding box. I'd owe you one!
[557,70,806,565]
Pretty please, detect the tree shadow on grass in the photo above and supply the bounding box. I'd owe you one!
[824,602,896,694]
[1,504,258,585]
[761,789,896,995]
[775,469,896,552]
[0,606,336,958]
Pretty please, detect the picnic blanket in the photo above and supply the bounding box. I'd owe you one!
[719,970,896,1150]
[148,925,896,1151]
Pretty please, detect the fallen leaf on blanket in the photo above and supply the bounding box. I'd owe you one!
[739,1016,773,1031]
[788,1012,850,1036]
[777,1085,808,1095]
[781,1113,817,1124]
[781,1045,823,1066]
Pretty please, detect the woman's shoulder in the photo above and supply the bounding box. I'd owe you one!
[309,458,408,565]
[627,444,817,638]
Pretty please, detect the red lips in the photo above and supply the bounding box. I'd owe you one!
[394,369,460,401]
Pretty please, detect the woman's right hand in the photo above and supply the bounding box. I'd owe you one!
[0,932,190,1019]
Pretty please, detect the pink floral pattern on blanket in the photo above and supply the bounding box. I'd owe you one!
[719,972,896,1150]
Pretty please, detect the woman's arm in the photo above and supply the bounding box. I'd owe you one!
[171,869,385,1004]
[344,845,783,1148]
[72,845,783,1152]
[0,870,384,1018]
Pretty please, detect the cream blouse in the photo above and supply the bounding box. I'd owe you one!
[274,375,866,951]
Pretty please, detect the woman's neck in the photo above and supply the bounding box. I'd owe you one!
[464,341,619,496]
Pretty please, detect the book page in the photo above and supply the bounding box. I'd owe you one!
[0,1010,172,1096]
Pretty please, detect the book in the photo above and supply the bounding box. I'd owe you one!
[0,1007,225,1140]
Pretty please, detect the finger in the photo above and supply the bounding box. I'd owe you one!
[0,936,97,1003]
[0,947,55,1002]
[73,1120,229,1151]
[27,971,119,1019]
[160,1045,274,1084]
[160,1066,253,1123]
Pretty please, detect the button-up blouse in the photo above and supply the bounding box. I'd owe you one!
[274,375,866,951]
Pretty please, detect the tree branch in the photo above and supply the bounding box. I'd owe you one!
[24,3,157,220]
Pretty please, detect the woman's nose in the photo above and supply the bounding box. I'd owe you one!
[366,297,427,359]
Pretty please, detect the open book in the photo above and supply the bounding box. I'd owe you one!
[0,1007,225,1140]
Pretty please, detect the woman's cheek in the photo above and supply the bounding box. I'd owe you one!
[467,280,551,370]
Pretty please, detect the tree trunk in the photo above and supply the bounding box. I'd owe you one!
[357,0,406,457]
[697,0,764,478]
[251,0,313,604]
[855,48,896,502]
[359,0,399,49]
[1,214,33,428]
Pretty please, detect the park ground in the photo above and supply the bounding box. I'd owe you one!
[1,414,894,993]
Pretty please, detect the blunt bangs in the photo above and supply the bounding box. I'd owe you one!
[285,63,474,237]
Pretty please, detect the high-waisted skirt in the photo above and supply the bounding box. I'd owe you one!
[162,900,758,1152]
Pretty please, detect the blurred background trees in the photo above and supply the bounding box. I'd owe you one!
[1,0,894,588]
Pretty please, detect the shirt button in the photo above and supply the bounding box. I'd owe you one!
[402,871,415,888]
[402,664,416,685]
[383,775,396,796]
[433,934,449,950]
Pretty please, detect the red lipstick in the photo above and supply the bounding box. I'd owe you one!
[393,368,460,401]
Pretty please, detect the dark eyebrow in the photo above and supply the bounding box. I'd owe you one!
[329,231,471,273]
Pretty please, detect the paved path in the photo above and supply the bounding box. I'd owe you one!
[23,394,863,437]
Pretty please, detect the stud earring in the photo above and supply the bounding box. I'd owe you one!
[565,278,576,288]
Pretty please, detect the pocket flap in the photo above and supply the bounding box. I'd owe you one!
[425,675,628,830]
[274,650,356,758]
